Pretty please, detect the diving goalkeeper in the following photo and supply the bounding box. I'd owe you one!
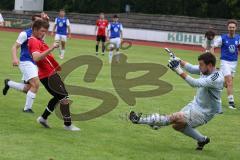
[129,51,224,150]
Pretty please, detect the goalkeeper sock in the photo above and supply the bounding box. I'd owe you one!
[182,125,206,142]
[139,113,170,126]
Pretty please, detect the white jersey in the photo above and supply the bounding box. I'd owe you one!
[183,63,224,117]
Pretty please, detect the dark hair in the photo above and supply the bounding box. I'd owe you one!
[113,14,119,18]
[205,29,216,40]
[32,14,41,21]
[32,19,49,31]
[198,52,216,66]
[60,9,65,12]
[227,19,238,27]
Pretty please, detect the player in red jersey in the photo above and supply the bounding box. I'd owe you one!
[95,13,108,55]
[28,19,80,131]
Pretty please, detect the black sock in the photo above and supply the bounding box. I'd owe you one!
[42,97,58,119]
[42,108,51,119]
[102,45,105,53]
[60,103,72,126]
[96,45,99,52]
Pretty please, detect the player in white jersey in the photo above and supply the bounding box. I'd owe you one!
[129,52,224,150]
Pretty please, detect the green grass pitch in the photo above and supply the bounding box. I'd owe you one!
[0,30,240,160]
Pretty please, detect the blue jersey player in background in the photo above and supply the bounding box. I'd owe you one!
[3,15,42,113]
[214,19,240,110]
[107,14,123,64]
[51,9,71,59]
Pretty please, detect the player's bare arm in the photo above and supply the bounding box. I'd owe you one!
[11,42,21,66]
[51,24,56,36]
[67,25,71,39]
[120,30,123,41]
[32,43,59,61]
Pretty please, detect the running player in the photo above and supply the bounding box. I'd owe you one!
[28,19,79,131]
[213,19,240,109]
[129,52,224,150]
[51,9,71,59]
[95,13,108,55]
[107,15,123,63]
[3,15,42,113]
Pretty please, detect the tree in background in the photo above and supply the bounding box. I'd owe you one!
[1,0,240,19]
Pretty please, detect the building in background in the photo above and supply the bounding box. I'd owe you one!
[14,0,44,11]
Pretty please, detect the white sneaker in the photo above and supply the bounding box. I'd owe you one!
[64,124,80,131]
[37,116,50,128]
[59,55,64,59]
[229,105,237,109]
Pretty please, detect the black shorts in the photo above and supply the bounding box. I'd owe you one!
[96,35,106,42]
[40,73,68,100]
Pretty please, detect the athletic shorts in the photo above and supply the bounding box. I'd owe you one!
[96,35,106,42]
[55,34,67,42]
[180,102,213,128]
[109,37,121,49]
[220,60,238,77]
[40,73,68,100]
[19,61,38,82]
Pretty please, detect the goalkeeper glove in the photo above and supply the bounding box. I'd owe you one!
[168,59,184,75]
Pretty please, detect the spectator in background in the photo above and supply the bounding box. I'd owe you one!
[202,28,216,53]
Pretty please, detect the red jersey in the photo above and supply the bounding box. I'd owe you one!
[28,36,61,79]
[96,19,108,36]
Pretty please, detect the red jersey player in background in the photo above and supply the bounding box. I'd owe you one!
[95,13,108,56]
[28,19,80,131]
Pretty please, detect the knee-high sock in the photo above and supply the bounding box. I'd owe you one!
[228,95,234,103]
[42,97,59,120]
[182,125,206,142]
[8,80,25,91]
[24,91,36,110]
[102,44,105,53]
[115,51,120,62]
[60,103,71,126]
[109,51,113,63]
[60,50,65,56]
[96,45,99,52]
[138,113,170,126]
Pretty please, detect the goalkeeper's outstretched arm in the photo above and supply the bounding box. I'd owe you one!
[180,60,200,75]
